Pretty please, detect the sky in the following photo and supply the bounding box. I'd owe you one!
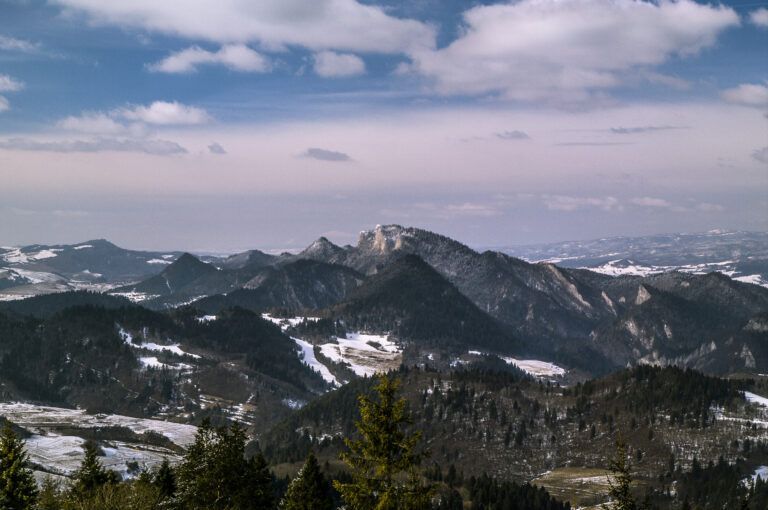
[0,0,766,252]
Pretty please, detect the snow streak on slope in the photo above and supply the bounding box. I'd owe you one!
[294,337,339,386]
[118,325,200,370]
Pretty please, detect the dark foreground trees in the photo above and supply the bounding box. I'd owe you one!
[175,420,273,510]
[0,424,37,509]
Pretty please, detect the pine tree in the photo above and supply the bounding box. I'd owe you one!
[279,452,333,510]
[153,458,176,499]
[334,375,433,510]
[0,424,37,510]
[176,420,274,510]
[71,442,119,497]
[605,437,637,510]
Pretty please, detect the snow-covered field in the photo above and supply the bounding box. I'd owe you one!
[0,402,198,446]
[25,434,179,479]
[319,333,401,378]
[0,402,198,479]
[501,356,567,377]
[460,351,567,378]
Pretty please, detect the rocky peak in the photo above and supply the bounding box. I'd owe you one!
[357,224,411,255]
[300,237,343,259]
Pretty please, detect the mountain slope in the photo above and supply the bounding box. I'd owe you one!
[330,254,518,353]
[194,259,363,313]
[294,225,768,374]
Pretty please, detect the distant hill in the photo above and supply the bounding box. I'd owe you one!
[498,230,768,287]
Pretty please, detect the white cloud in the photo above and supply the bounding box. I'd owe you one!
[0,74,24,92]
[148,44,270,74]
[0,137,187,155]
[53,0,435,54]
[405,0,738,101]
[57,101,210,137]
[0,75,23,112]
[631,196,672,208]
[118,101,211,125]
[0,35,40,53]
[313,51,365,78]
[749,8,768,28]
[58,112,136,135]
[542,195,620,212]
[721,83,768,107]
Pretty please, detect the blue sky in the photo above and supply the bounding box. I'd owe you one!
[0,0,766,251]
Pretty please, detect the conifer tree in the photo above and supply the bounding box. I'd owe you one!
[279,452,333,510]
[605,437,637,510]
[71,442,119,497]
[0,424,37,510]
[176,420,273,510]
[153,458,176,499]
[334,375,433,510]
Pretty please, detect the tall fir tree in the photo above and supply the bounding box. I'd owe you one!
[0,424,37,510]
[334,375,433,510]
[279,452,333,510]
[605,437,637,510]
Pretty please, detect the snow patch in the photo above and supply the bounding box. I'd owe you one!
[147,258,172,265]
[501,356,566,377]
[744,391,768,408]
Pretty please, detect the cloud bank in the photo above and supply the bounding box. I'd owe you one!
[53,0,435,53]
[0,137,187,155]
[404,0,738,101]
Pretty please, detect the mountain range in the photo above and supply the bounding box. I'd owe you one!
[1,225,768,507]
[1,225,767,378]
